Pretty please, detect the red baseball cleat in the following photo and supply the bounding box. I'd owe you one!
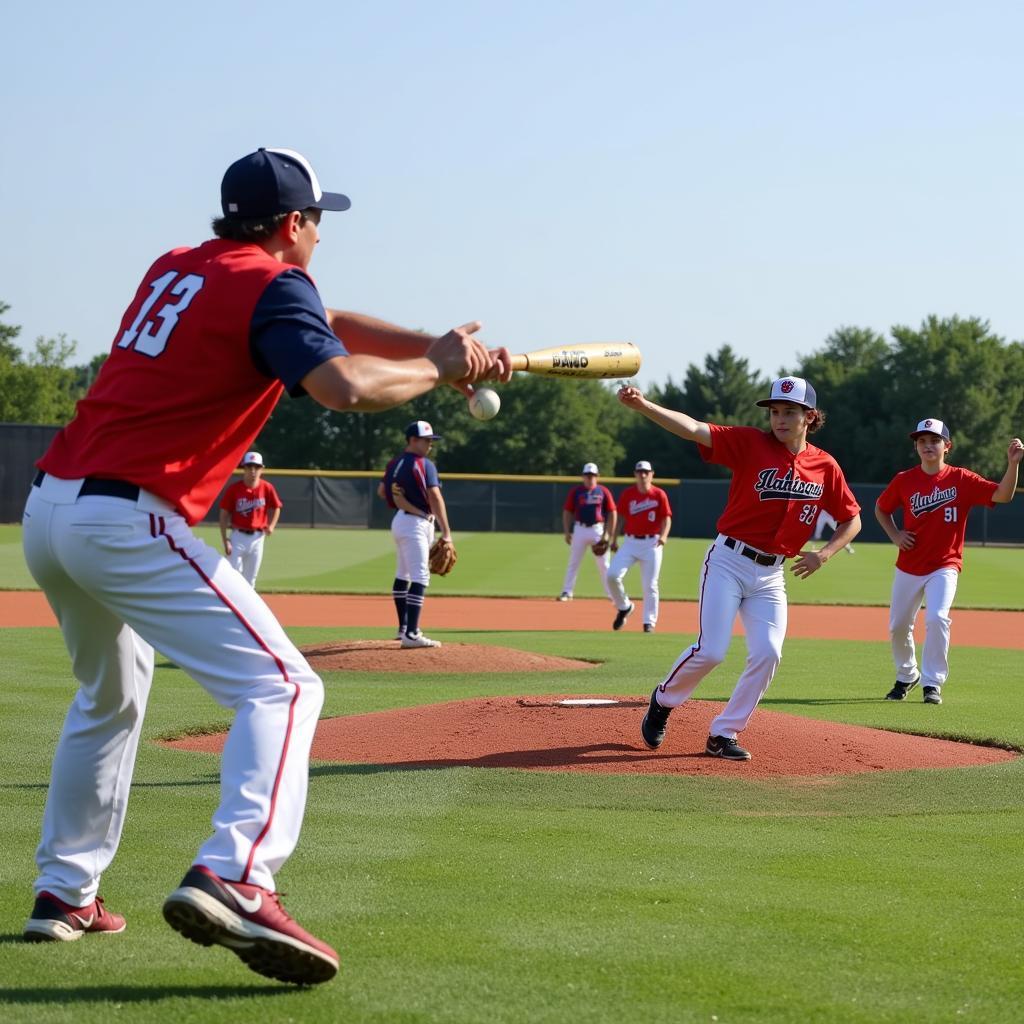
[162,865,339,985]
[23,892,126,942]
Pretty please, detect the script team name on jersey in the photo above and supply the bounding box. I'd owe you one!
[908,485,958,517]
[628,497,661,516]
[234,496,267,514]
[754,467,825,502]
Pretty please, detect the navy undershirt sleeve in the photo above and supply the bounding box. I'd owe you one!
[249,269,348,396]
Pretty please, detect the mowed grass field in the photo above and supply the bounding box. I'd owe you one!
[1,526,1023,1022]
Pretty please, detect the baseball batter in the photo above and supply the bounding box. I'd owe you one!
[607,461,672,632]
[378,420,452,647]
[618,377,861,761]
[558,462,616,602]
[218,451,282,588]
[876,418,1022,705]
[20,147,511,981]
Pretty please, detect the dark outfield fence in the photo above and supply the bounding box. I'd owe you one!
[3,426,1023,543]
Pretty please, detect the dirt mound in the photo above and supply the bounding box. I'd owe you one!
[165,695,1016,779]
[299,640,595,674]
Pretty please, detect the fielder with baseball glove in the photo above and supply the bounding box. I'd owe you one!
[429,537,457,575]
[556,462,617,602]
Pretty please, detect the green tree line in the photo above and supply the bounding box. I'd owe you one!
[3,300,1022,482]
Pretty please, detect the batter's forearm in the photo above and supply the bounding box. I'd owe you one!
[325,310,434,357]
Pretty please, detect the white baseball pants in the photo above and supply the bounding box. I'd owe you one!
[888,566,959,690]
[656,536,787,738]
[607,536,663,628]
[22,475,324,904]
[561,522,613,599]
[391,509,434,586]
[229,529,266,587]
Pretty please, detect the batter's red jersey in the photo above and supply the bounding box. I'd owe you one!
[617,485,672,535]
[700,425,860,558]
[39,240,299,524]
[219,479,283,531]
[564,484,615,526]
[877,464,997,575]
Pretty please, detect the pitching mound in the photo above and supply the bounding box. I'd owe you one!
[166,695,1016,778]
[299,640,594,674]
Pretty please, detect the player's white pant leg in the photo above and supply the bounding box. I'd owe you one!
[656,542,744,707]
[230,529,265,587]
[708,565,787,737]
[920,568,958,689]
[391,511,433,586]
[637,539,663,627]
[592,540,614,601]
[25,479,324,893]
[888,568,926,683]
[607,540,639,611]
[561,524,597,596]
[23,486,154,905]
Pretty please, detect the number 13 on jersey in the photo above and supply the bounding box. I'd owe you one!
[117,271,206,357]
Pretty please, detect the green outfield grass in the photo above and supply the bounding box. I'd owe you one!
[2,624,1023,1023]
[2,524,1023,609]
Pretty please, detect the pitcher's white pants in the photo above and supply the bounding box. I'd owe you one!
[561,523,613,599]
[888,566,959,690]
[22,475,324,905]
[656,536,787,738]
[391,510,434,586]
[607,536,663,628]
[229,529,266,587]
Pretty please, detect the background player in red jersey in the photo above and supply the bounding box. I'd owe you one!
[20,148,510,980]
[218,451,282,589]
[617,377,861,761]
[606,460,672,632]
[557,462,616,602]
[876,419,1022,705]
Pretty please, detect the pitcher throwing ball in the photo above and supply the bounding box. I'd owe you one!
[618,378,861,761]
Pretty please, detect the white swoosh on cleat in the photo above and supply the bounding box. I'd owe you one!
[71,913,95,928]
[223,884,262,914]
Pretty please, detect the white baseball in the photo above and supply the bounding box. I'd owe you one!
[469,387,501,421]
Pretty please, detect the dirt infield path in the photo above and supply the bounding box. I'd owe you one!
[2,590,1020,647]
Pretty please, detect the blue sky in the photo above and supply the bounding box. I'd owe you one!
[4,1,1022,392]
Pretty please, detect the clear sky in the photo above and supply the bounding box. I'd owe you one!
[4,1,1022,391]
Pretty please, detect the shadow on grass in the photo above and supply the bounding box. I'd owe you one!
[310,742,712,775]
[759,697,883,706]
[0,982,304,1004]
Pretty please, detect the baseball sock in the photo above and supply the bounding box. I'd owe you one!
[392,578,410,633]
[405,582,426,636]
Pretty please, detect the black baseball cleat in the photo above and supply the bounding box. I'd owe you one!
[612,603,634,631]
[885,677,919,701]
[706,735,752,761]
[640,687,672,749]
[922,686,943,705]
[643,624,654,633]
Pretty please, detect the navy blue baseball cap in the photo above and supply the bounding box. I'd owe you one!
[221,148,351,218]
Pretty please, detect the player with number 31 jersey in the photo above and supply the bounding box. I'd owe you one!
[875,419,1022,706]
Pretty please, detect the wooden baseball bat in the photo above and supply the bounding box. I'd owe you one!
[508,341,641,379]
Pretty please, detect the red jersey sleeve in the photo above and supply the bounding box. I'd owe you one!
[264,481,283,509]
[877,475,903,515]
[601,486,615,514]
[563,486,580,513]
[219,481,241,511]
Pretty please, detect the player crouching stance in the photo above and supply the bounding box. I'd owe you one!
[618,378,861,761]
[877,420,1022,705]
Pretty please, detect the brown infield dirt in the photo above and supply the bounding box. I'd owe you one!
[6,591,1015,778]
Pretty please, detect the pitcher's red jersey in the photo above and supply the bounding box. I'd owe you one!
[40,240,301,524]
[700,425,859,557]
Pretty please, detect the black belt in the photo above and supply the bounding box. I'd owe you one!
[626,534,657,539]
[236,528,259,535]
[33,471,140,501]
[724,536,781,567]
